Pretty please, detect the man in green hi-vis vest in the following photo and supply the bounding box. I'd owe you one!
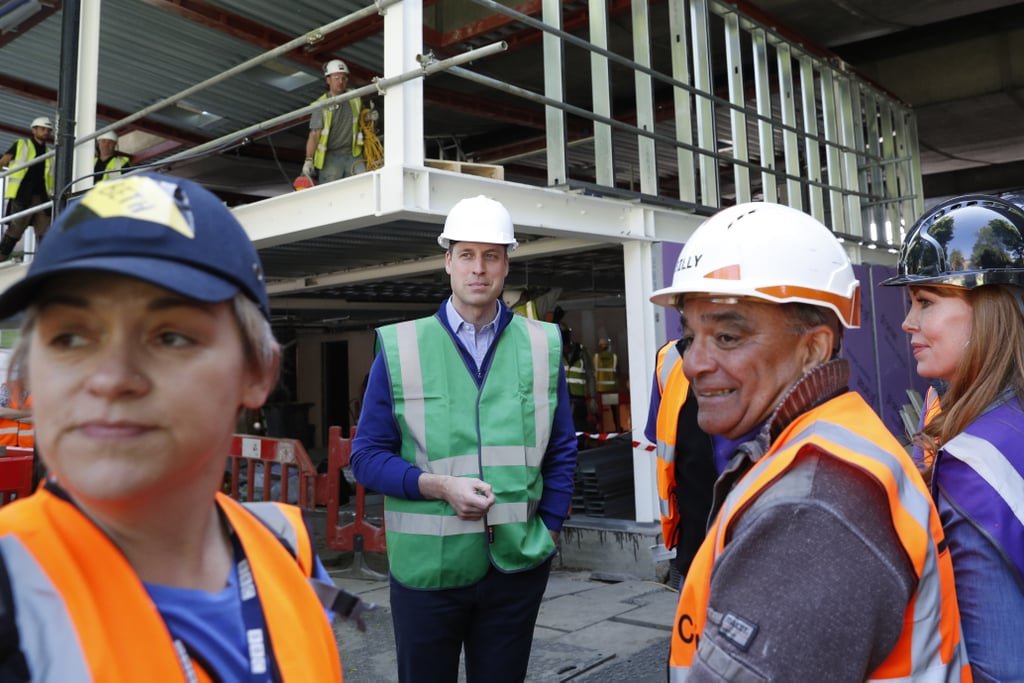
[351,195,578,683]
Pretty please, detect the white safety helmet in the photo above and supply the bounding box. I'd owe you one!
[97,130,118,142]
[31,116,52,129]
[437,195,519,252]
[650,202,861,328]
[323,59,349,76]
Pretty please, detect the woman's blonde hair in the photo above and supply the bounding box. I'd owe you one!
[914,285,1024,473]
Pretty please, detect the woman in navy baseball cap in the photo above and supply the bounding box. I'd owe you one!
[0,174,345,681]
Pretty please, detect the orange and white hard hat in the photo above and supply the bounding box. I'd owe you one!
[650,202,861,328]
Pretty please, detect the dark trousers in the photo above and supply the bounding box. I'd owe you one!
[3,195,51,247]
[390,557,553,683]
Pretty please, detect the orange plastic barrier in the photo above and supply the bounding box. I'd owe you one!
[0,446,34,506]
[324,426,387,580]
[225,434,319,510]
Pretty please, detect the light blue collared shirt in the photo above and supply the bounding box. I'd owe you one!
[445,297,499,370]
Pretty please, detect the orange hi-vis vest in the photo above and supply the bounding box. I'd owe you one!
[654,340,687,548]
[0,487,342,682]
[669,392,970,682]
[0,392,32,449]
[923,385,942,426]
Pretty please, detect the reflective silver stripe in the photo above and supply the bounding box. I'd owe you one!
[656,342,680,467]
[386,510,484,536]
[0,535,93,681]
[487,501,530,525]
[482,444,547,470]
[244,502,299,557]
[657,440,676,465]
[387,504,535,534]
[944,431,1024,526]
[418,454,481,477]
[658,343,680,391]
[0,427,18,435]
[659,498,671,517]
[669,666,689,681]
[393,321,431,470]
[523,318,554,451]
[716,418,956,676]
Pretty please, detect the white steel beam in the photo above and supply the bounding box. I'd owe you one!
[752,28,777,202]
[589,0,615,187]
[542,0,568,186]
[632,0,657,195]
[623,239,660,524]
[668,0,695,203]
[724,11,750,203]
[775,42,802,209]
[690,0,719,207]
[800,56,825,223]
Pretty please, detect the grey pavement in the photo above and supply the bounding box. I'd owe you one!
[326,558,675,682]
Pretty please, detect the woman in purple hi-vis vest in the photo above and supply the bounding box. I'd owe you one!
[882,193,1024,682]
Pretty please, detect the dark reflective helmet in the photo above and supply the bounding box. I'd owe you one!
[881,194,1024,288]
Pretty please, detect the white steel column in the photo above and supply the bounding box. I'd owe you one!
[624,238,659,524]
[776,42,802,209]
[819,69,847,233]
[752,28,777,202]
[632,0,657,195]
[73,0,101,194]
[724,11,750,203]
[836,75,863,238]
[589,0,614,187]
[799,57,825,223]
[383,0,423,187]
[668,0,695,203]
[690,0,718,207]
[542,0,567,186]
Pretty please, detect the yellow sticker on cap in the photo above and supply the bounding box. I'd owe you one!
[80,176,195,238]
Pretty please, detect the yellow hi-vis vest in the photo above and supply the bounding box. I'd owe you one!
[669,392,970,681]
[564,351,587,398]
[376,314,559,589]
[593,351,618,393]
[654,340,686,549]
[312,93,363,170]
[95,154,130,181]
[511,300,538,320]
[4,138,54,200]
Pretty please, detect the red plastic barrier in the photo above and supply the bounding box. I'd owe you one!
[224,434,319,510]
[0,446,34,506]
[324,426,386,556]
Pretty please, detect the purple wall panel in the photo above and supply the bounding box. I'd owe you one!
[843,263,880,418]
[869,264,930,439]
[661,242,684,343]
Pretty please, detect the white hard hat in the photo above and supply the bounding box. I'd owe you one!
[97,130,118,142]
[31,116,52,129]
[437,195,519,251]
[323,59,349,76]
[650,202,861,328]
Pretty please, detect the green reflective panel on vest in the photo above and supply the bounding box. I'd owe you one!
[377,314,559,588]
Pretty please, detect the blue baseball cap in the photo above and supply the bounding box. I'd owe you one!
[0,173,270,319]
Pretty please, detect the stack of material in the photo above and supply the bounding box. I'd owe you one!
[572,436,635,519]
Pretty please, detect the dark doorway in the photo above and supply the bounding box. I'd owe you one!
[322,340,350,442]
